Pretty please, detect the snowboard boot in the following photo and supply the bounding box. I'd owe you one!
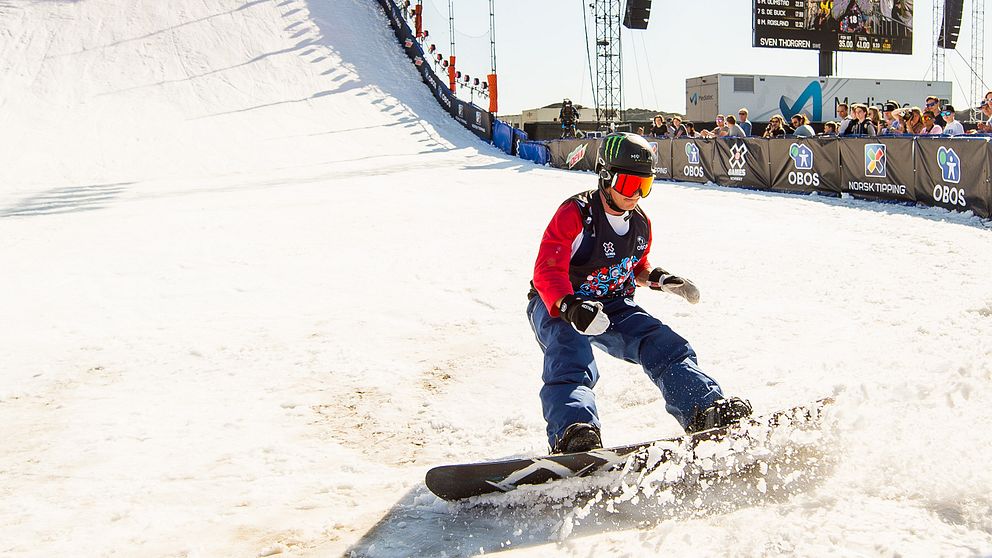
[552,423,603,454]
[686,397,753,434]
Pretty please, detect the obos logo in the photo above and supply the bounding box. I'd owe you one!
[437,87,452,110]
[727,141,748,178]
[683,142,704,178]
[934,146,966,207]
[864,143,886,178]
[685,142,700,164]
[788,143,819,187]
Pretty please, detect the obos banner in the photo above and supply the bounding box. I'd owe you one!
[711,138,770,189]
[838,137,916,203]
[768,137,841,194]
[549,139,601,173]
[671,138,714,183]
[914,138,992,218]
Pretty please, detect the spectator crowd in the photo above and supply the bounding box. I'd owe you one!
[639,90,992,139]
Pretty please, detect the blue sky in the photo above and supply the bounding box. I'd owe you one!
[416,0,989,115]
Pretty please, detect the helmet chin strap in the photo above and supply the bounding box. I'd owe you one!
[598,170,626,213]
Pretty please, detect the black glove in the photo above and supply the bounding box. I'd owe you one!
[647,268,700,304]
[558,294,610,335]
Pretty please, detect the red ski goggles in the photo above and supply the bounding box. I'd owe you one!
[611,172,654,198]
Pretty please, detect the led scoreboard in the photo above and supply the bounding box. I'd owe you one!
[753,0,913,55]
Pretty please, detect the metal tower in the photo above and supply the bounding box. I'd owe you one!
[592,0,623,124]
[933,0,945,81]
[971,0,985,121]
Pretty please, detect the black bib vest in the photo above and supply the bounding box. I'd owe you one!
[567,190,650,300]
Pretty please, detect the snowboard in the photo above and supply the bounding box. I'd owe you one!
[425,398,833,501]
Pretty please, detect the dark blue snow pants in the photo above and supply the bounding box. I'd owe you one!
[526,295,724,449]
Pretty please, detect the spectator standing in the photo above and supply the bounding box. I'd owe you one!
[710,114,725,137]
[898,107,925,135]
[881,101,903,135]
[974,99,992,133]
[671,116,688,138]
[844,104,876,136]
[790,114,816,137]
[924,96,946,128]
[836,102,852,135]
[868,106,884,134]
[684,122,700,138]
[941,105,964,136]
[921,112,943,135]
[724,115,746,137]
[763,115,787,138]
[648,115,668,137]
[738,108,753,136]
[820,121,839,137]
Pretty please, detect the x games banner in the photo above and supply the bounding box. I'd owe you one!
[711,138,770,189]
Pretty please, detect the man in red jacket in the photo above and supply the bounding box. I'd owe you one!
[527,132,751,454]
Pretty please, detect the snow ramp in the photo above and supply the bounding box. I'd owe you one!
[0,0,495,192]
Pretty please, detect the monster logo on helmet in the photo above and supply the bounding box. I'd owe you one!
[596,132,656,212]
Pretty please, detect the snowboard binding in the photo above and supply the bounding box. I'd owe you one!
[552,422,603,454]
[686,397,753,433]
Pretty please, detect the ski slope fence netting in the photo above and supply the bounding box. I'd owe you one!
[374,0,991,220]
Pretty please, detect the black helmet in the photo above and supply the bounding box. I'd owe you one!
[596,132,656,211]
[596,132,654,177]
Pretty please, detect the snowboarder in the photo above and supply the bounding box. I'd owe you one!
[527,132,752,454]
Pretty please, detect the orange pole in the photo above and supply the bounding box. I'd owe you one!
[448,56,457,93]
[487,73,498,114]
[414,4,423,38]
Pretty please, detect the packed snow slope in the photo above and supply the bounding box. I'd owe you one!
[1,1,991,556]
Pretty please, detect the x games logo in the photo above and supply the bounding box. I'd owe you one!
[729,142,749,170]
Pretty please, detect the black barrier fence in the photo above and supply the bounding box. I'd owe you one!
[914,138,992,217]
[377,0,492,142]
[671,138,714,183]
[373,1,990,219]
[548,139,600,172]
[767,138,842,195]
[542,136,992,218]
[839,137,917,203]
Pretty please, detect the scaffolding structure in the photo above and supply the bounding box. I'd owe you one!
[592,0,623,124]
[933,0,945,81]
[970,0,985,121]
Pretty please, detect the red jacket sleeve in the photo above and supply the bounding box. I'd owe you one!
[533,202,583,317]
